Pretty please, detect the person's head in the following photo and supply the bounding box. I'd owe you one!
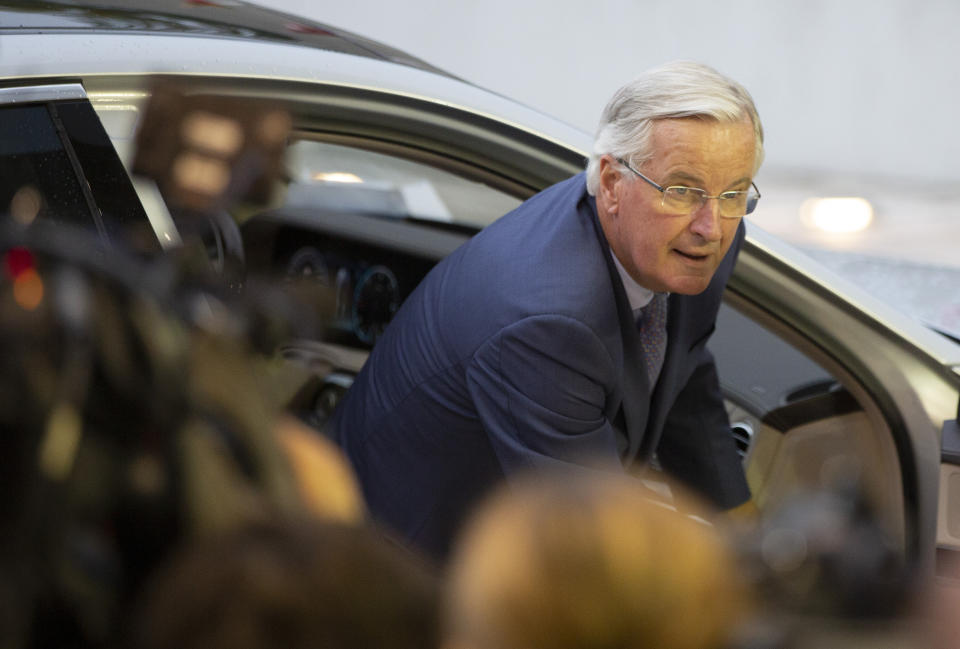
[132,518,440,649]
[274,415,366,523]
[445,473,751,649]
[586,61,764,295]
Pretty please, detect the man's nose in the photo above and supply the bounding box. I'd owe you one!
[688,197,723,242]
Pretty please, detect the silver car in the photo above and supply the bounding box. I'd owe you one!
[2,0,958,579]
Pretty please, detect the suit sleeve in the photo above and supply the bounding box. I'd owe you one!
[656,333,751,510]
[464,314,625,475]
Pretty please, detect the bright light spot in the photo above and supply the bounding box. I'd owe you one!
[88,91,149,100]
[312,172,363,184]
[173,152,231,196]
[90,103,139,112]
[181,110,244,156]
[13,269,44,311]
[9,185,42,225]
[800,197,874,234]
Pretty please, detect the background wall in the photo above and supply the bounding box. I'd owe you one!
[254,0,959,185]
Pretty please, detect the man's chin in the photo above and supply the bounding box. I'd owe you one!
[664,275,715,295]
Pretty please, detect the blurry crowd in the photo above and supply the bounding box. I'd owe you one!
[0,221,954,649]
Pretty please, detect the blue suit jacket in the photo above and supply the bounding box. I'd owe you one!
[330,173,749,558]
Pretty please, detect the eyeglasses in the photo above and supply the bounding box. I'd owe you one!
[616,158,761,219]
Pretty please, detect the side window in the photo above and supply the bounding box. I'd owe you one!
[0,104,90,227]
[55,100,155,250]
[713,303,835,449]
[0,95,159,254]
[282,140,522,228]
[240,137,526,426]
[239,138,525,350]
[712,302,905,544]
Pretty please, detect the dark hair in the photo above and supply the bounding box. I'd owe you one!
[132,519,440,649]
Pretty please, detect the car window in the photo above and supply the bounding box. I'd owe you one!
[55,100,154,248]
[0,104,91,228]
[282,140,522,228]
[713,303,834,417]
[711,300,904,544]
[1,97,160,254]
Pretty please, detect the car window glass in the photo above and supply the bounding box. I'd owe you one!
[283,140,522,228]
[56,100,160,253]
[0,104,90,227]
[91,99,182,249]
[713,303,834,418]
[711,301,836,460]
[710,300,903,545]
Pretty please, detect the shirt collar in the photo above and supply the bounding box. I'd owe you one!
[586,191,665,313]
[610,250,659,313]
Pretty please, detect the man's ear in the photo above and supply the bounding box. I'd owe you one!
[596,155,623,217]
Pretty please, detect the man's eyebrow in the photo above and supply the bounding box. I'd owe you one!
[724,176,753,190]
[663,171,703,186]
[664,173,752,191]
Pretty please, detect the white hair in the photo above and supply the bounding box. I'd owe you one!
[585,61,764,195]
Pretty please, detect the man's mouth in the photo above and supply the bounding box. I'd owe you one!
[674,249,710,262]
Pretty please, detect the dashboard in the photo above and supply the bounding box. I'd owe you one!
[241,207,465,349]
[282,238,429,346]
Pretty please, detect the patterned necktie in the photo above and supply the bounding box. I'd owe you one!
[637,292,668,386]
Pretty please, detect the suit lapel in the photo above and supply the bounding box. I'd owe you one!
[586,199,651,460]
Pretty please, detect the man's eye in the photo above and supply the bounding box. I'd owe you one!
[672,187,690,196]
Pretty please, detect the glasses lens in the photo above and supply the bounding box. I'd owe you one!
[718,192,749,218]
[662,187,703,214]
[662,186,760,217]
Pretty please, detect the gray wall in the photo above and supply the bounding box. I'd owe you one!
[256,0,959,186]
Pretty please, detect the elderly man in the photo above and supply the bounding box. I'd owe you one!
[330,61,763,559]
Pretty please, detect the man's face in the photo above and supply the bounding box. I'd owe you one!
[596,117,758,295]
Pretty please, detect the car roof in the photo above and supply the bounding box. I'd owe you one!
[0,0,452,77]
[0,0,591,156]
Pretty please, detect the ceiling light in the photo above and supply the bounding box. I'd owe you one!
[313,172,363,184]
[800,197,874,234]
